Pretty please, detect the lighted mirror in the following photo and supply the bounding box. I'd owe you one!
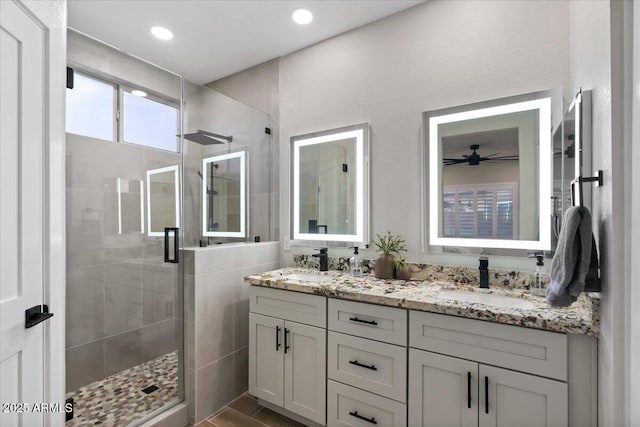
[146,165,180,237]
[426,92,552,250]
[291,123,369,244]
[202,151,246,238]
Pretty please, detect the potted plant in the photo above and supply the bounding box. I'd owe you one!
[393,256,412,281]
[373,231,407,279]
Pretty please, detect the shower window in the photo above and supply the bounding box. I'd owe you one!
[122,89,180,152]
[66,72,116,141]
[66,69,179,152]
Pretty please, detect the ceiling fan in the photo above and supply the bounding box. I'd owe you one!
[443,144,519,166]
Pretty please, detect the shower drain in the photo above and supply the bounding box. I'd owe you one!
[141,385,160,395]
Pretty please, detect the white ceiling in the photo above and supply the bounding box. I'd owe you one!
[68,0,424,85]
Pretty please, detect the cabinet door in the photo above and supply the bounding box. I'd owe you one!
[249,313,284,406]
[284,320,326,425]
[409,349,478,427]
[479,365,568,427]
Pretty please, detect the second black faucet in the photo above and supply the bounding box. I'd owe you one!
[313,248,329,271]
[479,256,489,288]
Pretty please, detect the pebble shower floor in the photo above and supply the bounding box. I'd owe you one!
[65,351,178,426]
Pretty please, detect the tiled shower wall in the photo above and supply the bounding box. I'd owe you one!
[184,242,280,423]
[65,133,180,392]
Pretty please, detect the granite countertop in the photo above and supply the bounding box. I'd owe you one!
[245,267,600,337]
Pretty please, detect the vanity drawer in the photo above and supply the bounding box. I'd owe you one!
[249,286,326,327]
[328,299,407,346]
[327,380,406,427]
[409,311,568,381]
[328,332,407,402]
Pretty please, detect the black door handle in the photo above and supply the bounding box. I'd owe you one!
[276,325,281,351]
[348,316,378,326]
[467,372,472,409]
[164,227,179,263]
[25,305,54,329]
[485,376,489,414]
[349,360,377,371]
[284,328,290,353]
[349,411,377,425]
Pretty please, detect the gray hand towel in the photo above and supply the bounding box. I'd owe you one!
[546,206,592,307]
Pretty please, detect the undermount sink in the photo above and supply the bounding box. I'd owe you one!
[436,290,537,310]
[281,273,334,283]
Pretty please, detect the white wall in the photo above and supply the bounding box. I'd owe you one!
[569,1,625,425]
[278,0,569,268]
[629,2,640,423]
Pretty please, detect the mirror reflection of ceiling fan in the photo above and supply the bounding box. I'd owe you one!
[443,144,519,166]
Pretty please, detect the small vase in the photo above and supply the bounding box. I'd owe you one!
[395,267,412,281]
[374,254,395,279]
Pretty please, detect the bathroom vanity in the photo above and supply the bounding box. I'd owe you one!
[245,268,598,427]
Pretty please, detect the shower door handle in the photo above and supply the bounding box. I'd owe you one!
[164,227,179,263]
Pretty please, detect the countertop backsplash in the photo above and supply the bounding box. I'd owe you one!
[292,254,538,290]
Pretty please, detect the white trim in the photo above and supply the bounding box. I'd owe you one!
[146,165,180,237]
[201,151,247,238]
[429,97,552,250]
[17,0,67,425]
[628,1,640,424]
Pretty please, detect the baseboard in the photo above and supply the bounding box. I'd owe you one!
[257,399,324,427]
[138,403,188,427]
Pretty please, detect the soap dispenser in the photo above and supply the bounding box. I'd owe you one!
[350,246,363,277]
[529,252,548,296]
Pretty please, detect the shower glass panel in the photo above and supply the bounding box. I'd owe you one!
[65,30,183,426]
[183,81,275,245]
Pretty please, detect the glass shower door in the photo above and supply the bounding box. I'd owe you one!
[65,29,184,426]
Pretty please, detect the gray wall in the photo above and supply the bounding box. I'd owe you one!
[183,242,279,424]
[570,1,624,425]
[278,0,569,269]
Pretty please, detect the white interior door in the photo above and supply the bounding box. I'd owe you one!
[0,1,66,426]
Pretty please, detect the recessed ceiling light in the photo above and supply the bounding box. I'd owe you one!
[131,90,147,97]
[150,26,173,41]
[291,9,313,25]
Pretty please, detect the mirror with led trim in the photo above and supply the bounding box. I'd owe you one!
[146,165,180,237]
[202,151,247,238]
[291,123,369,244]
[425,91,553,251]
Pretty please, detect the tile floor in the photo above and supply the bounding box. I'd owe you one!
[66,351,179,426]
[191,394,304,427]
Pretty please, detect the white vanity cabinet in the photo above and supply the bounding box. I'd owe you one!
[249,287,327,425]
[409,311,569,427]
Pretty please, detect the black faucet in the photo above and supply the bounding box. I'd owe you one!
[479,256,489,288]
[313,248,328,271]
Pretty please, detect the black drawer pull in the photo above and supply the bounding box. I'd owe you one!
[349,316,378,326]
[284,328,290,354]
[276,325,281,351]
[485,376,489,414]
[467,371,472,409]
[349,360,377,371]
[349,411,377,425]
